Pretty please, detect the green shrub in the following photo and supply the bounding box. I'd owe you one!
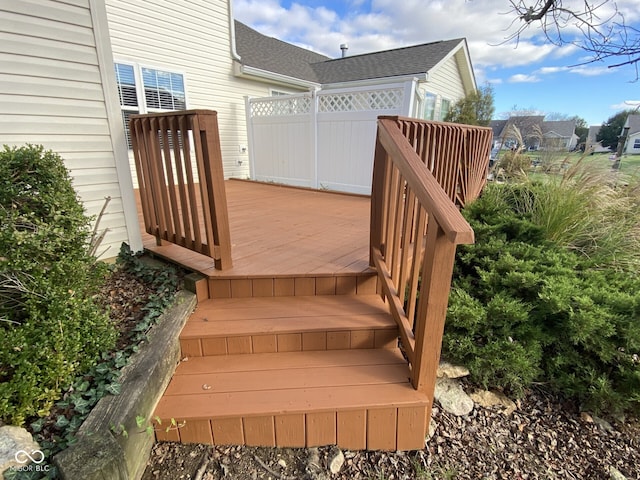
[444,182,640,414]
[0,145,116,425]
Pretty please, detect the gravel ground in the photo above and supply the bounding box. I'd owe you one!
[141,385,639,480]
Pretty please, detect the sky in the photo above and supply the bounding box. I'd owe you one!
[233,0,640,126]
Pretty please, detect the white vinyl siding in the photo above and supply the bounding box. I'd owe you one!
[418,52,468,122]
[0,0,142,257]
[106,0,292,182]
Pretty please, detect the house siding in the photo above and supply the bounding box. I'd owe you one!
[625,132,640,154]
[105,0,283,184]
[0,0,142,258]
[418,54,467,120]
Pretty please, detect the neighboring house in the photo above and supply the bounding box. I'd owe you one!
[541,120,579,151]
[240,24,477,192]
[622,114,640,155]
[236,20,476,121]
[491,116,578,151]
[586,125,611,153]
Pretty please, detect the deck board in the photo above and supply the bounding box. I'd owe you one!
[137,180,372,278]
[154,349,427,420]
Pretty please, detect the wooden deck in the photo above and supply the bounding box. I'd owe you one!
[133,115,490,452]
[139,180,429,450]
[139,179,372,279]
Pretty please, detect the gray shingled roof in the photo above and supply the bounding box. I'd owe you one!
[588,125,601,142]
[626,114,640,135]
[542,120,577,138]
[498,116,545,139]
[491,116,578,142]
[310,39,465,84]
[489,120,507,140]
[234,21,330,83]
[234,21,465,85]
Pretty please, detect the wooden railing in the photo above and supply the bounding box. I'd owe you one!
[383,116,493,208]
[370,117,490,398]
[130,110,232,270]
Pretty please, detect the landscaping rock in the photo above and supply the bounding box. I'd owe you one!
[434,378,474,416]
[469,389,517,415]
[0,426,41,474]
[594,416,615,434]
[328,447,345,474]
[609,465,627,480]
[437,361,470,379]
[425,419,438,444]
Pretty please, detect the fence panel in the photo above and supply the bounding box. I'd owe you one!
[246,83,413,193]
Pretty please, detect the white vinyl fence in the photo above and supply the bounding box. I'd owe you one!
[245,81,417,194]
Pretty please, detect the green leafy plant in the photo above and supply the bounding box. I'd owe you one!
[9,243,181,479]
[444,180,640,414]
[0,145,115,426]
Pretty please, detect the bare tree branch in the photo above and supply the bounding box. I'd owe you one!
[503,0,640,76]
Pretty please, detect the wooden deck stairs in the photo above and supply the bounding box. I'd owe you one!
[153,284,430,450]
[130,111,492,451]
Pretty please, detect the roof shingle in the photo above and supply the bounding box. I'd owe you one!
[234,21,465,85]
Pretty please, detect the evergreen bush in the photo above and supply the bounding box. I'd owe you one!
[0,145,116,425]
[444,181,640,414]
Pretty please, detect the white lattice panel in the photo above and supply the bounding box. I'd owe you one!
[250,96,312,117]
[318,88,404,113]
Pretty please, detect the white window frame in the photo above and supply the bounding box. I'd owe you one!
[422,91,436,120]
[114,60,188,147]
[439,98,451,121]
[270,88,295,96]
[633,138,640,149]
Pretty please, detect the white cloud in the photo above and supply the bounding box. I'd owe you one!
[233,0,640,73]
[509,73,541,83]
[610,101,640,110]
[537,66,567,74]
[568,65,616,77]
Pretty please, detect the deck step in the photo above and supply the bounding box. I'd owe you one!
[179,295,399,357]
[153,348,429,450]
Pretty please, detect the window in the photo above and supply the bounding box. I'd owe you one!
[439,98,451,121]
[634,138,640,149]
[114,63,186,148]
[423,93,436,120]
[270,89,293,96]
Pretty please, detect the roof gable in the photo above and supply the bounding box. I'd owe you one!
[625,114,640,135]
[542,120,577,138]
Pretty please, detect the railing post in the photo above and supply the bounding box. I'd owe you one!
[370,130,388,266]
[193,112,233,270]
[411,215,457,393]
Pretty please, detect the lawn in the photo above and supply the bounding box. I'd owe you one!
[499,149,640,179]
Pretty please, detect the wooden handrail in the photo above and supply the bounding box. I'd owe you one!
[130,110,232,270]
[370,116,491,401]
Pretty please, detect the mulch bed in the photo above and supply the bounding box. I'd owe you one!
[140,379,640,479]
